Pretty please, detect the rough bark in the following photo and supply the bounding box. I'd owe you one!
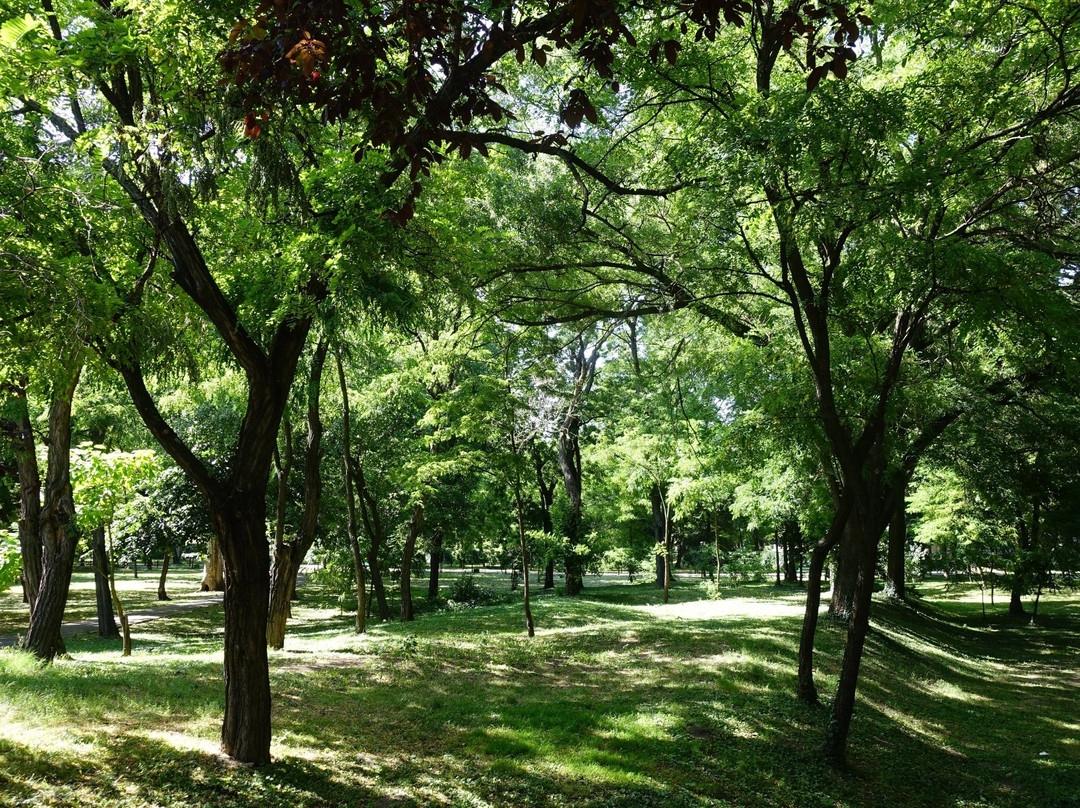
[201,535,225,591]
[92,526,120,637]
[824,514,879,763]
[216,500,273,766]
[21,360,81,660]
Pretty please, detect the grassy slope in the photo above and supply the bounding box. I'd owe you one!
[0,575,1076,808]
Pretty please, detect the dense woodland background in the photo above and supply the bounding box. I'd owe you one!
[0,0,1078,791]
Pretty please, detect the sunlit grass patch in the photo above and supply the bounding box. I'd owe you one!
[0,575,1077,806]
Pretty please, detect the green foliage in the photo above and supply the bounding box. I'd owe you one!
[0,525,21,593]
[445,573,497,609]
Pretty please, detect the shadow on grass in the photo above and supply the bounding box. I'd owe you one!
[1,580,1079,808]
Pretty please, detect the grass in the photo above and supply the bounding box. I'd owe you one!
[0,566,210,637]
[0,572,1077,808]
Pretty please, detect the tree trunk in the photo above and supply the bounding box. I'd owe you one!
[823,512,879,765]
[885,481,907,600]
[217,501,272,766]
[336,350,367,634]
[1009,516,1029,616]
[157,551,171,600]
[21,360,81,660]
[782,521,799,583]
[91,526,120,637]
[399,500,424,622]
[534,448,557,590]
[652,484,665,588]
[427,530,443,599]
[105,528,132,656]
[368,543,391,621]
[201,535,225,591]
[514,487,535,637]
[4,379,43,610]
[796,503,849,704]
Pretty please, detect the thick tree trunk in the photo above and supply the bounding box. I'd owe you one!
[157,551,171,600]
[266,545,298,648]
[21,361,81,660]
[201,535,225,591]
[217,501,272,766]
[823,512,879,764]
[829,520,870,622]
[427,530,443,599]
[885,481,907,599]
[91,526,120,636]
[400,501,424,622]
[544,558,555,590]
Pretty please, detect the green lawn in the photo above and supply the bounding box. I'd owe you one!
[0,574,1076,807]
[0,566,210,637]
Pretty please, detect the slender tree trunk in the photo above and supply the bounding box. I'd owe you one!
[105,527,132,656]
[796,503,849,704]
[400,500,424,622]
[652,485,665,589]
[4,379,43,609]
[92,526,120,637]
[336,350,366,634]
[885,480,907,599]
[428,530,443,599]
[201,535,225,592]
[1009,517,1029,616]
[368,542,391,621]
[21,360,81,660]
[267,339,327,649]
[514,487,535,637]
[157,550,171,601]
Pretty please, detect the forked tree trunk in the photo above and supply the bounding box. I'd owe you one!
[21,360,81,660]
[157,551,171,601]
